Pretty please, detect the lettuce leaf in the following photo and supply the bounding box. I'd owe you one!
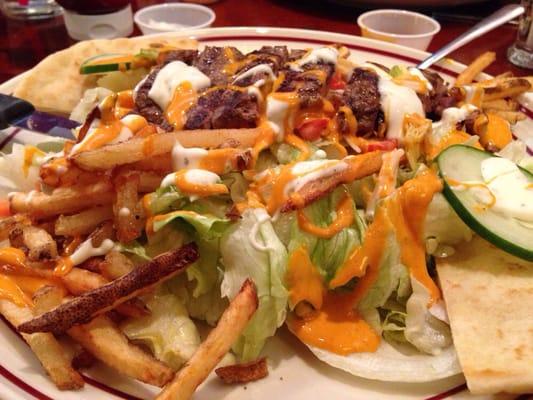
[287,187,365,283]
[404,277,453,355]
[220,208,288,361]
[122,290,200,370]
[152,209,230,240]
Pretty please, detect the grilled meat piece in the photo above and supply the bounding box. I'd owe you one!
[276,69,326,108]
[419,70,461,119]
[133,66,172,131]
[158,49,198,66]
[343,68,381,135]
[194,46,244,86]
[233,46,289,87]
[185,88,259,129]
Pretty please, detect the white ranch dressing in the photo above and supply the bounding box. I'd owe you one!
[429,104,477,146]
[266,95,290,142]
[290,47,339,71]
[249,208,273,252]
[70,237,115,266]
[378,77,425,142]
[171,141,208,170]
[233,64,275,84]
[149,61,211,110]
[284,160,348,196]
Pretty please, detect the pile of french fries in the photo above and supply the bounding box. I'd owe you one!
[456,51,531,124]
[0,129,264,398]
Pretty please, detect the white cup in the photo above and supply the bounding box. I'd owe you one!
[358,9,440,51]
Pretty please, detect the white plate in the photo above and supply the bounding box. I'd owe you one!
[0,27,527,400]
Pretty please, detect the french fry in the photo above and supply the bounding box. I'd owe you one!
[215,357,268,384]
[489,110,527,124]
[32,285,64,316]
[455,51,496,86]
[0,214,31,241]
[100,251,135,280]
[156,279,258,400]
[477,71,514,86]
[482,98,519,111]
[62,268,108,294]
[139,171,164,193]
[483,78,532,101]
[71,128,263,171]
[55,206,113,237]
[281,151,383,212]
[114,170,142,243]
[9,181,114,218]
[9,225,58,261]
[131,154,172,173]
[68,315,174,387]
[0,300,84,390]
[18,243,199,334]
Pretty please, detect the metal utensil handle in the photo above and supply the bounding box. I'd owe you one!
[418,4,525,70]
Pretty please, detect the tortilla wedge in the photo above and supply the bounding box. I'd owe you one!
[13,37,197,115]
[437,236,533,395]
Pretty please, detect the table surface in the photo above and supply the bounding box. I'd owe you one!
[0,0,530,84]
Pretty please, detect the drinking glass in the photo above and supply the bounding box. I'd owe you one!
[508,0,533,69]
[0,0,62,20]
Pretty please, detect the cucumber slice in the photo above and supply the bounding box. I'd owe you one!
[437,144,533,261]
[80,53,134,75]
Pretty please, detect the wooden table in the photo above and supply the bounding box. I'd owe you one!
[0,0,529,83]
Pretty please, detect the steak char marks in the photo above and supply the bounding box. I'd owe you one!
[194,46,243,86]
[342,68,382,135]
[185,88,259,129]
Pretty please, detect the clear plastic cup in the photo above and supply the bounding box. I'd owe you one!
[0,0,62,20]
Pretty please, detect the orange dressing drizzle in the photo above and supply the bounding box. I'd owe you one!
[173,170,229,197]
[142,134,159,156]
[297,192,354,239]
[286,245,325,310]
[479,113,512,150]
[22,146,45,178]
[165,81,197,130]
[424,129,479,160]
[198,148,241,175]
[0,248,62,307]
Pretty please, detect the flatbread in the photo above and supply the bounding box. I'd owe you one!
[437,236,533,395]
[13,37,197,115]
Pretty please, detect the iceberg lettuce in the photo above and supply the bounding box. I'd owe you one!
[220,208,288,361]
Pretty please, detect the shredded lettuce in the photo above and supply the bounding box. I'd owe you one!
[122,290,200,370]
[220,208,288,361]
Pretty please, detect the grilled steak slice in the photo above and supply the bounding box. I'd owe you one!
[276,69,327,108]
[185,88,259,129]
[420,70,461,119]
[343,68,381,135]
[233,46,289,87]
[194,46,244,86]
[133,66,172,131]
[158,49,198,66]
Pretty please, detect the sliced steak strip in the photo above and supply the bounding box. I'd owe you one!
[185,88,259,130]
[133,66,172,131]
[194,46,244,86]
[342,68,381,135]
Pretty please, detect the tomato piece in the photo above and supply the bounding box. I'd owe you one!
[366,139,398,152]
[296,118,329,141]
[0,199,11,218]
[328,72,346,90]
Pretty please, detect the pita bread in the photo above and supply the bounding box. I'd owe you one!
[14,37,197,115]
[437,236,533,395]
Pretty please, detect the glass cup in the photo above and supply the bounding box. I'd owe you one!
[0,0,62,20]
[508,0,533,69]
